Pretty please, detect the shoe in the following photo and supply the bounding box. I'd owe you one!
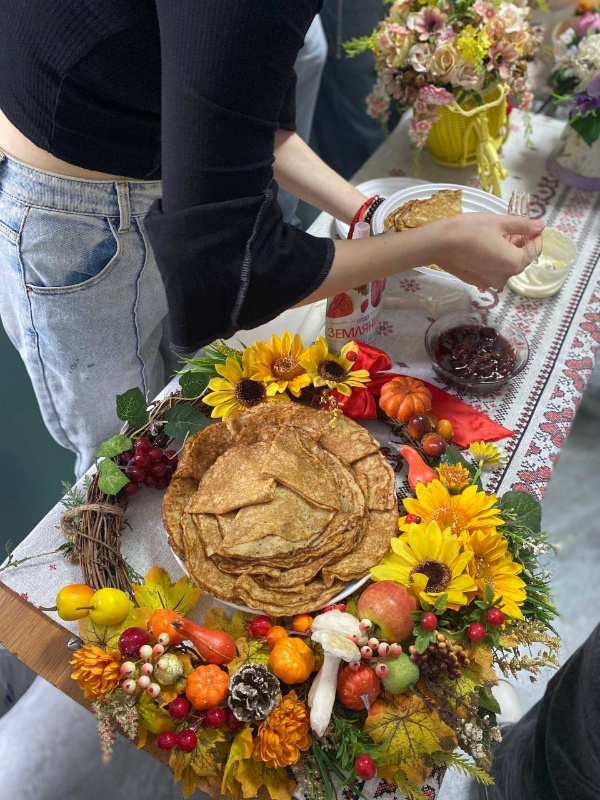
[492,679,523,726]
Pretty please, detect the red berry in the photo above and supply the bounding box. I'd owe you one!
[467,622,486,641]
[120,449,134,464]
[421,433,447,458]
[248,615,273,637]
[134,452,150,468]
[163,449,178,464]
[135,437,152,452]
[355,754,377,781]
[156,476,171,490]
[118,627,150,657]
[485,607,505,627]
[143,473,158,489]
[156,731,178,751]
[177,729,198,752]
[204,707,226,729]
[168,698,191,720]
[126,463,147,482]
[420,612,438,632]
[123,481,141,497]
[148,461,167,477]
[405,514,421,525]
[225,709,243,730]
[148,446,164,462]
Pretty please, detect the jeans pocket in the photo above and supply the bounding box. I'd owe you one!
[20,207,120,294]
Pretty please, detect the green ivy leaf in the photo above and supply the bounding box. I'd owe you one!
[416,633,431,654]
[163,403,210,441]
[116,388,148,428]
[477,686,501,715]
[97,458,129,495]
[434,593,448,611]
[179,370,210,399]
[499,490,542,534]
[484,583,495,604]
[570,115,600,148]
[94,434,132,460]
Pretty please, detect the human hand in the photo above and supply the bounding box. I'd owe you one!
[427,213,545,290]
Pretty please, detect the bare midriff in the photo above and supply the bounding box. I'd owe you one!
[0,109,136,181]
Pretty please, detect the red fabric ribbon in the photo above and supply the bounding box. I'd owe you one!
[336,342,513,447]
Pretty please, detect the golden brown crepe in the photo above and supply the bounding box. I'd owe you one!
[383,189,463,232]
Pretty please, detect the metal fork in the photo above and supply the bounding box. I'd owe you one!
[507,190,537,265]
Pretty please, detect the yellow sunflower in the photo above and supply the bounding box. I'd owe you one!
[436,463,471,495]
[460,529,527,619]
[203,347,288,419]
[251,332,311,397]
[300,337,370,397]
[400,480,504,537]
[371,521,477,610]
[469,441,508,472]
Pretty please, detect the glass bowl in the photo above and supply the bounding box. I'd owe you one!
[424,311,529,392]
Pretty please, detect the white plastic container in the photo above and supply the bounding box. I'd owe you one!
[507,228,578,298]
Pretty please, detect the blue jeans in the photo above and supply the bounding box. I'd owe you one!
[0,152,177,476]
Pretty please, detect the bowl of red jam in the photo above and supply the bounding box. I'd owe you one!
[424,311,529,392]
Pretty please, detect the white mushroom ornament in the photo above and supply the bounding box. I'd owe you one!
[308,610,366,737]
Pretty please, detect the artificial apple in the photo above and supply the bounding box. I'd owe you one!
[356,581,417,642]
[88,587,131,626]
[55,584,94,621]
[379,654,420,694]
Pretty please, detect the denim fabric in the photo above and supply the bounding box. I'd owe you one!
[0,152,178,476]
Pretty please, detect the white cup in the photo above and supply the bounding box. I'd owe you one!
[507,228,578,298]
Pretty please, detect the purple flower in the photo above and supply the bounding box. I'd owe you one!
[588,71,600,99]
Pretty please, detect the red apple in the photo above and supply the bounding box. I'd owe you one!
[356,581,417,642]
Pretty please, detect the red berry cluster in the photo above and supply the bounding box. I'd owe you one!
[157,699,240,752]
[120,437,179,496]
[405,414,452,458]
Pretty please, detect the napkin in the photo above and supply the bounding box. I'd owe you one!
[338,342,513,447]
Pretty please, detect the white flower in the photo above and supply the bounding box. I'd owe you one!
[409,42,434,73]
[451,60,485,91]
[430,43,460,81]
[497,2,528,34]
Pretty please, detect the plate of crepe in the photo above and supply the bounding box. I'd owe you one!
[335,177,428,239]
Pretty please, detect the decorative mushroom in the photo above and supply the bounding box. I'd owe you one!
[308,629,361,737]
[311,609,368,646]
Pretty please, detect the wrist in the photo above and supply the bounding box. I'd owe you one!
[348,195,386,239]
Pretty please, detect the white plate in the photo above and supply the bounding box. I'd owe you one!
[335,177,428,240]
[371,182,508,280]
[172,551,371,616]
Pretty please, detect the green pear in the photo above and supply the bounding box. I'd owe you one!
[380,653,420,694]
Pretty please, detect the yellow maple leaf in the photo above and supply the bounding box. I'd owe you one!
[133,566,201,615]
[364,692,457,787]
[78,604,153,650]
[204,607,246,641]
[235,756,295,800]
[227,636,271,676]
[169,727,226,798]
[469,643,499,686]
[136,692,175,748]
[222,726,254,796]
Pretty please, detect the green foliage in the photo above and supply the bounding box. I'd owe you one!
[431,751,494,785]
[499,490,541,534]
[570,113,600,147]
[116,387,148,429]
[325,712,385,771]
[97,457,129,495]
[344,33,378,58]
[94,434,132,460]
[163,403,210,441]
[179,370,210,399]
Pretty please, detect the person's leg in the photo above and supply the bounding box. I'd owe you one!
[0,648,36,717]
[0,155,173,477]
[277,14,327,227]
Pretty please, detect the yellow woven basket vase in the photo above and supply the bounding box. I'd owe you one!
[426,84,510,197]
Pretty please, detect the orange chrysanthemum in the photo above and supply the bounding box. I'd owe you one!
[253,691,312,769]
[70,645,122,701]
[436,463,471,495]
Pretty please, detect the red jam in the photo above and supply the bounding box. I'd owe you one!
[434,324,516,382]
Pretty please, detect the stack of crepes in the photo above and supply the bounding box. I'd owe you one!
[163,404,397,616]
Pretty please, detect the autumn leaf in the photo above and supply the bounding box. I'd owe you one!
[235,755,295,800]
[78,604,153,650]
[436,661,483,719]
[169,728,226,798]
[136,692,175,748]
[227,636,271,676]
[364,692,457,787]
[469,643,499,686]
[222,726,254,796]
[204,607,245,641]
[133,566,201,615]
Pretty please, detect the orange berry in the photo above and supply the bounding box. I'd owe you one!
[435,419,454,439]
[148,609,185,646]
[265,625,289,647]
[292,614,313,634]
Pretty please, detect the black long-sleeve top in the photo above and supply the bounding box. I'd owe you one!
[0,0,334,352]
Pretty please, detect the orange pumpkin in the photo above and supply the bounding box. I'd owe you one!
[185,664,230,710]
[336,664,381,710]
[378,377,432,423]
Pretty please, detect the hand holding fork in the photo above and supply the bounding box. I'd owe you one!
[507,190,540,267]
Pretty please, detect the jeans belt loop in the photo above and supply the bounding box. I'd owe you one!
[115,180,131,233]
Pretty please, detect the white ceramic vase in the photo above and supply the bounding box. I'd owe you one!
[547,122,600,191]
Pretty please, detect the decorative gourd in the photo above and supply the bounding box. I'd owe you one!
[269,636,315,684]
[185,664,230,710]
[148,609,186,646]
[336,663,381,710]
[378,377,432,423]
[172,617,236,665]
[400,445,437,492]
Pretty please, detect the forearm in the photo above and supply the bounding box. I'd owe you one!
[273,130,366,223]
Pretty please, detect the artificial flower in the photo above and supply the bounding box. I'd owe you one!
[436,463,471,494]
[253,692,312,769]
[371,521,477,610]
[469,441,508,471]
[70,645,122,701]
[460,529,527,618]
[300,337,370,397]
[251,332,311,397]
[203,348,288,419]
[400,480,504,537]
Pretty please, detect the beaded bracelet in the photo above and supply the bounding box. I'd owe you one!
[347,195,386,239]
[363,196,385,226]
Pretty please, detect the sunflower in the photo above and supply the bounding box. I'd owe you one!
[203,347,288,419]
[300,337,370,397]
[400,480,503,537]
[251,332,311,397]
[469,441,508,472]
[371,521,477,610]
[460,529,527,619]
[436,463,471,494]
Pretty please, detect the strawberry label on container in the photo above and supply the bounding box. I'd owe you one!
[325,281,386,354]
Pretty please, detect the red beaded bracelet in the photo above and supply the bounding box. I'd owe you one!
[348,195,379,240]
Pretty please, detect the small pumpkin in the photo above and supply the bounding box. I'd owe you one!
[269,636,315,684]
[185,664,229,710]
[336,663,381,710]
[378,376,432,423]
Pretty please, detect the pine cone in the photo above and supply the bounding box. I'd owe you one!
[409,632,470,680]
[228,664,281,721]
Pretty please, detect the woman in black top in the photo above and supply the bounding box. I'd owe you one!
[0,0,543,473]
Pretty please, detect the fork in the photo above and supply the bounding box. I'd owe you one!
[507,190,538,266]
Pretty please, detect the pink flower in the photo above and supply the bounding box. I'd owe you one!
[487,41,519,81]
[450,60,485,91]
[408,6,447,41]
[572,12,600,39]
[437,26,456,44]
[418,84,454,107]
[430,42,460,81]
[409,42,434,73]
[473,0,496,22]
